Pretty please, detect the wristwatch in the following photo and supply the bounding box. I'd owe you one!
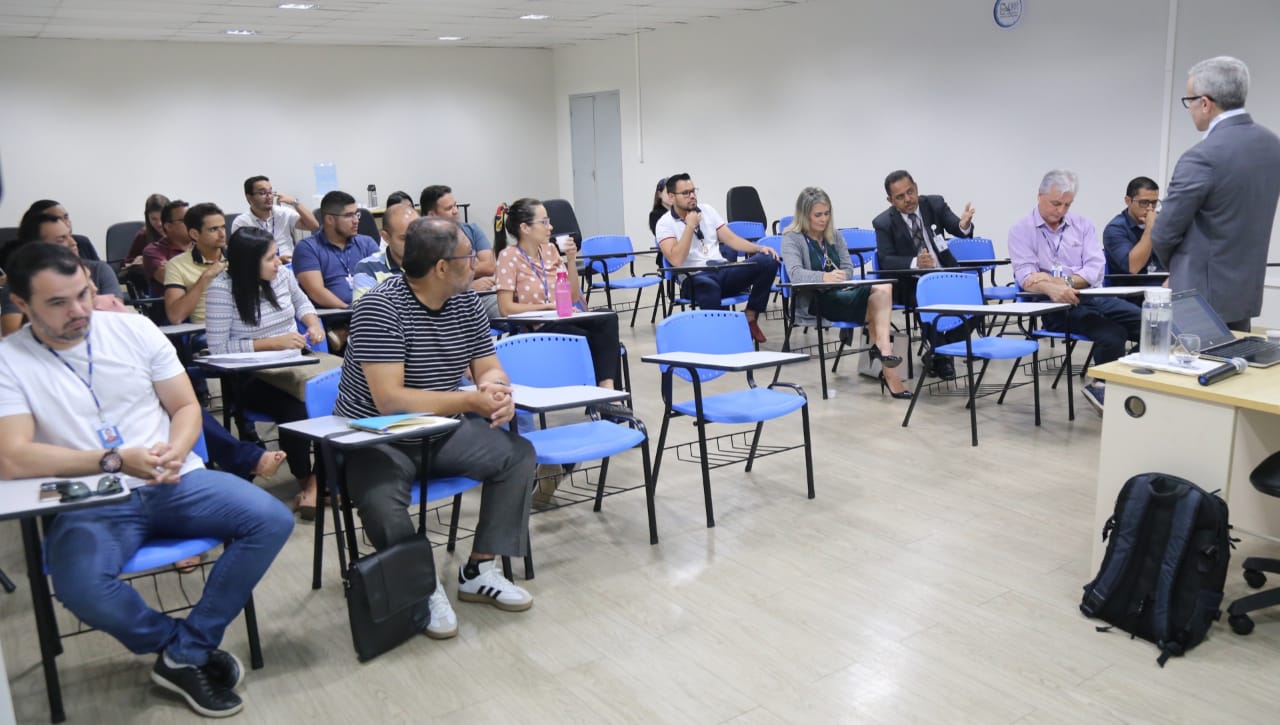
[100,448,123,474]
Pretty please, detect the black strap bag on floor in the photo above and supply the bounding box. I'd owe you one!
[1081,472,1232,666]
[345,536,436,662]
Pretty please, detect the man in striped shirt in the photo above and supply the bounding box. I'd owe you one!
[334,216,536,640]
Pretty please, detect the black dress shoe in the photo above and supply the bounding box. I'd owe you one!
[151,654,243,717]
[934,357,957,381]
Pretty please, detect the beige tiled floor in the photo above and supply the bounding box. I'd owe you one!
[2,309,1278,723]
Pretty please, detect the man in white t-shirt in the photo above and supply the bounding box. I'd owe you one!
[229,175,319,261]
[654,173,779,342]
[0,243,293,718]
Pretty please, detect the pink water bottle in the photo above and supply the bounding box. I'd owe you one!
[554,269,573,317]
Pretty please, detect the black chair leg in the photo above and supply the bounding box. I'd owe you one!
[447,494,463,553]
[641,440,658,545]
[744,421,764,472]
[243,594,264,669]
[0,567,15,593]
[800,403,815,499]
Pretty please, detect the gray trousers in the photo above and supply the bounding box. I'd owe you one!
[343,415,535,558]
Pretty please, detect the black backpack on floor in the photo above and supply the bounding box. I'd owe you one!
[1080,472,1232,666]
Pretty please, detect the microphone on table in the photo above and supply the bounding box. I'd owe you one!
[1198,357,1247,386]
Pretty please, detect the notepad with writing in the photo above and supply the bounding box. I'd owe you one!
[348,413,450,434]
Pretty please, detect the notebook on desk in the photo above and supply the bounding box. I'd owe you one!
[1171,290,1280,368]
[348,413,450,434]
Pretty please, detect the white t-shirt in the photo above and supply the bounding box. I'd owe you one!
[655,204,728,267]
[0,312,203,476]
[232,205,302,256]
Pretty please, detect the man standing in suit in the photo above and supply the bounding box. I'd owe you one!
[1153,56,1280,331]
[872,170,975,379]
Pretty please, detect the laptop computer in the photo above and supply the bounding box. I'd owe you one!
[1170,290,1280,368]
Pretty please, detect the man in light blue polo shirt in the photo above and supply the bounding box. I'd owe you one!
[292,190,380,310]
[421,184,501,318]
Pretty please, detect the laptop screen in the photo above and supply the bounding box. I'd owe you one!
[1171,290,1236,348]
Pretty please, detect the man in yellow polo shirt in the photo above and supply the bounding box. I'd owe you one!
[163,203,228,325]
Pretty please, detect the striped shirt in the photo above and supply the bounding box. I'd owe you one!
[334,276,493,419]
[205,267,316,354]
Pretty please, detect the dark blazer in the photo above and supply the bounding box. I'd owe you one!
[872,194,971,271]
[1152,113,1280,324]
[872,195,972,304]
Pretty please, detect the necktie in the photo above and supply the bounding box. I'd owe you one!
[909,214,928,253]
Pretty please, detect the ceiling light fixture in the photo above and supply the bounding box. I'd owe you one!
[438,36,464,41]
[277,3,317,9]
[224,29,259,35]
[520,14,550,20]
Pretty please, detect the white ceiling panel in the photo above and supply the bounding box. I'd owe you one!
[0,0,809,48]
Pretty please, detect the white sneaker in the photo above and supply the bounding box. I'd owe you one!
[425,578,458,640]
[457,559,533,612]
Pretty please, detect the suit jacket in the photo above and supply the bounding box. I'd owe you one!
[1152,113,1280,323]
[872,195,971,270]
[872,194,971,303]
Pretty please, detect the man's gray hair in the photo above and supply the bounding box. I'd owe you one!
[1189,56,1249,111]
[1039,169,1079,196]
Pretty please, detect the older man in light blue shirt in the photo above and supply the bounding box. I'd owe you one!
[1008,170,1141,413]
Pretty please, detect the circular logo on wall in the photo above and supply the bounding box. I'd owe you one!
[993,0,1024,29]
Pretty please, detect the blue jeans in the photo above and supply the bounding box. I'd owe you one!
[202,410,264,480]
[680,254,778,313]
[44,468,294,666]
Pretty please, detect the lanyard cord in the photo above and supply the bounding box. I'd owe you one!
[517,245,550,299]
[42,331,105,422]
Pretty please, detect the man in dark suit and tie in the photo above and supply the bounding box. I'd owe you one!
[1153,56,1280,332]
[873,170,975,379]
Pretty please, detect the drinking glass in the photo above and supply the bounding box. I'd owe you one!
[1173,333,1201,367]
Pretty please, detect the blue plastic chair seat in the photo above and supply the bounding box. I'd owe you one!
[410,477,481,506]
[592,277,660,290]
[983,287,1019,301]
[122,537,221,574]
[521,420,646,465]
[1031,329,1092,342]
[672,387,806,424]
[934,337,1039,360]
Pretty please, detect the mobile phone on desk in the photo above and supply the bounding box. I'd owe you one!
[39,481,61,502]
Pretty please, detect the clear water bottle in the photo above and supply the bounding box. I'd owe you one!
[1139,287,1172,363]
[554,269,573,317]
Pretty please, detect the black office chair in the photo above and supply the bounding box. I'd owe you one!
[357,208,379,239]
[543,199,582,244]
[0,226,18,247]
[1227,450,1280,634]
[725,186,768,227]
[223,213,239,234]
[105,221,144,264]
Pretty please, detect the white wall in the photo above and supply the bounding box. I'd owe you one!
[0,38,557,250]
[551,0,1280,319]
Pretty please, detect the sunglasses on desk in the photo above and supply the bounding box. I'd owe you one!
[49,475,125,503]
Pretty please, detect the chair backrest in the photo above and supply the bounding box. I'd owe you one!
[726,221,765,242]
[655,310,753,383]
[543,199,582,244]
[725,186,767,226]
[105,221,144,261]
[0,227,18,247]
[357,208,379,239]
[776,215,795,234]
[192,431,209,463]
[946,237,996,262]
[495,333,595,387]
[297,318,329,352]
[839,228,877,252]
[756,235,788,294]
[304,367,344,418]
[223,213,239,234]
[915,271,984,332]
[580,235,634,275]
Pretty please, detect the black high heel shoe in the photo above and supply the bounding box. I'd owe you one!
[879,373,913,400]
[868,345,903,369]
